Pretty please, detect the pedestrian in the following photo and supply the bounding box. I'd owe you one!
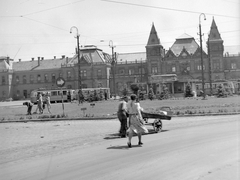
[37,93,43,114]
[67,90,72,103]
[45,92,51,114]
[126,94,148,148]
[117,96,129,138]
[104,91,107,100]
[23,101,33,115]
[78,90,84,105]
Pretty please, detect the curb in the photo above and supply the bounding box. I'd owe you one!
[1,112,239,123]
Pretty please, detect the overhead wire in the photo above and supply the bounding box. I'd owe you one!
[21,0,86,17]
[101,0,239,19]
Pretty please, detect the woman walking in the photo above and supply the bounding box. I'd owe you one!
[45,92,51,114]
[38,93,43,114]
[126,94,148,148]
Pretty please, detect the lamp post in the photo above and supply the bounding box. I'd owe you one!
[109,40,116,96]
[199,13,206,99]
[70,26,81,90]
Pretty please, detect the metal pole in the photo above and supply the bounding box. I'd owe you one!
[77,35,81,90]
[70,26,81,90]
[109,40,116,96]
[207,37,213,96]
[199,13,206,99]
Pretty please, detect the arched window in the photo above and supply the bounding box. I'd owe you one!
[52,73,56,82]
[37,74,41,82]
[44,74,48,82]
[23,75,27,84]
[30,75,34,83]
[2,76,6,85]
[16,76,19,84]
[67,71,71,80]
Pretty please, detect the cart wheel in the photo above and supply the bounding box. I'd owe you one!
[154,119,162,133]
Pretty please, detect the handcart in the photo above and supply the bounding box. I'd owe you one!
[141,106,172,133]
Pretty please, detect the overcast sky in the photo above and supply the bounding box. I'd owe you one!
[0,0,239,61]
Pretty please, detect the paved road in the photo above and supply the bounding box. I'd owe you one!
[0,115,239,180]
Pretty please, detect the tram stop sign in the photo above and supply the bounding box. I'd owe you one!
[56,77,65,87]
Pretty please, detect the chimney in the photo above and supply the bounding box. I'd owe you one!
[66,57,69,63]
[19,59,21,62]
[41,57,44,60]
[54,56,56,59]
[32,58,34,61]
[62,55,65,59]
[38,57,40,66]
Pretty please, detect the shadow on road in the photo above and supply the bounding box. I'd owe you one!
[107,144,142,150]
[104,133,120,140]
[104,130,169,140]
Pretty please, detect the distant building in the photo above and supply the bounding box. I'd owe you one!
[0,18,239,101]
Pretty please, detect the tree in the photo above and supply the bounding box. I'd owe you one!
[130,83,139,95]
[185,83,193,97]
[159,84,169,100]
[148,87,154,100]
[122,87,128,96]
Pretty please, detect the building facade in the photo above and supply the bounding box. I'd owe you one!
[0,18,240,101]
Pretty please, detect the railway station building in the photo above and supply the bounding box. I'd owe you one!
[0,18,240,101]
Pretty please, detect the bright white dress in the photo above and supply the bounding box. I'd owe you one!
[127,101,148,134]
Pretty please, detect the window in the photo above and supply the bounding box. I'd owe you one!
[30,75,34,83]
[97,69,102,78]
[119,69,125,75]
[129,69,134,75]
[138,67,145,74]
[196,85,199,90]
[197,65,205,70]
[67,71,71,80]
[81,70,87,77]
[23,75,27,84]
[2,91,6,97]
[2,76,6,85]
[151,66,157,74]
[59,72,63,77]
[52,74,56,83]
[23,90,27,98]
[213,60,220,70]
[44,74,48,82]
[16,90,20,97]
[231,63,237,69]
[51,91,57,96]
[16,76,19,84]
[37,74,41,82]
[172,66,176,72]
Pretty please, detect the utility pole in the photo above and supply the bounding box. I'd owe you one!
[207,36,213,96]
[199,13,206,99]
[70,26,81,90]
[109,40,116,96]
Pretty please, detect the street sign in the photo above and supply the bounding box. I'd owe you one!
[56,77,65,87]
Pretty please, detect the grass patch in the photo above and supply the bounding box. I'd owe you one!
[0,96,239,121]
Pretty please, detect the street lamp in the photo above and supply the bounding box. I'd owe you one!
[109,40,116,96]
[199,13,206,99]
[70,26,81,90]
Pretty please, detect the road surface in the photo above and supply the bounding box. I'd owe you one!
[0,115,239,180]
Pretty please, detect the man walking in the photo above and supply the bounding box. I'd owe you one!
[117,96,128,138]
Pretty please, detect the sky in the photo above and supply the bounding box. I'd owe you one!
[0,0,239,61]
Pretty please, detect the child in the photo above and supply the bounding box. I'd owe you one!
[23,101,33,115]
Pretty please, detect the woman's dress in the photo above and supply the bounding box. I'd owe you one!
[127,101,148,134]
